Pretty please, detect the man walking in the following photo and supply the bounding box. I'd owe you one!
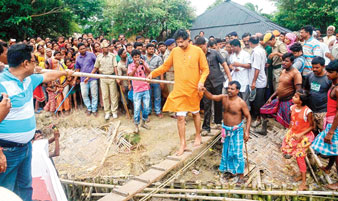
[88,41,119,120]
[75,43,98,116]
[148,29,209,155]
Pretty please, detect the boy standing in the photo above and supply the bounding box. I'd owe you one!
[203,81,251,183]
[128,50,151,133]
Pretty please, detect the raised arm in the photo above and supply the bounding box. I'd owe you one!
[202,87,225,101]
[148,50,174,79]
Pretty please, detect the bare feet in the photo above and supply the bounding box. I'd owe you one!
[193,135,202,147]
[293,175,302,182]
[156,113,163,118]
[176,145,187,156]
[326,182,338,190]
[320,166,330,174]
[298,182,308,190]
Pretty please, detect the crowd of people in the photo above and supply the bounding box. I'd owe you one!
[0,24,338,200]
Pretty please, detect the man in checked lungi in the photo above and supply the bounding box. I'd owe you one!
[255,53,302,134]
[203,80,251,183]
[311,60,338,190]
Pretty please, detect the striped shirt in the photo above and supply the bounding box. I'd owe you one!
[0,68,43,143]
[303,37,321,75]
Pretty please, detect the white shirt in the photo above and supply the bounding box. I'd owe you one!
[323,35,336,46]
[319,42,331,65]
[249,46,267,88]
[229,50,251,92]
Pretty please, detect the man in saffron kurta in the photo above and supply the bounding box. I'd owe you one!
[148,29,209,155]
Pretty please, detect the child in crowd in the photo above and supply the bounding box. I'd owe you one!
[281,89,314,190]
[65,58,79,110]
[44,81,57,115]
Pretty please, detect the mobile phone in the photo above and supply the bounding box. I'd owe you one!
[0,94,3,102]
[139,60,143,65]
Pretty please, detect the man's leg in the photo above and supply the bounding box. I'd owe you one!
[202,84,213,133]
[326,156,338,190]
[14,143,33,201]
[101,79,110,117]
[192,112,202,146]
[133,92,142,133]
[89,80,99,113]
[0,147,22,193]
[80,81,91,112]
[214,85,223,125]
[148,84,153,115]
[176,114,187,156]
[153,83,162,116]
[109,80,119,117]
[141,90,151,129]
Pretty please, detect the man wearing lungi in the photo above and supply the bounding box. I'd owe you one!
[311,60,338,190]
[256,53,302,134]
[203,81,251,183]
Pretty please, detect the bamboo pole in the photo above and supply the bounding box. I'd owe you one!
[40,69,175,84]
[305,156,319,184]
[309,147,332,184]
[100,121,120,166]
[60,178,119,188]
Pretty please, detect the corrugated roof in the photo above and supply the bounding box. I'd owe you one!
[190,0,291,38]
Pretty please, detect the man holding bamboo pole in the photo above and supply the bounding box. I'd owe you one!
[147,29,209,156]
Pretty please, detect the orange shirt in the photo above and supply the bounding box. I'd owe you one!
[151,44,209,112]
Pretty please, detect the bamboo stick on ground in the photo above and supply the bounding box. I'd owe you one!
[40,69,174,84]
[305,156,319,184]
[101,121,121,166]
[309,147,332,184]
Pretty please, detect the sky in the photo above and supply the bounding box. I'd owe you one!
[190,0,277,16]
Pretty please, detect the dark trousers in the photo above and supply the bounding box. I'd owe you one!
[250,88,266,119]
[202,84,223,131]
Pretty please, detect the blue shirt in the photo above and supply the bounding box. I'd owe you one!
[75,51,97,82]
[0,68,44,143]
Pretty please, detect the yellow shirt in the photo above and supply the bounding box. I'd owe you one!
[151,44,209,112]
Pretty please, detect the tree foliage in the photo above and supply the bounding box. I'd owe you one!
[108,0,194,39]
[207,0,224,11]
[270,0,338,31]
[244,3,263,14]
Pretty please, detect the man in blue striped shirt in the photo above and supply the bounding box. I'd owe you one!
[0,43,73,201]
[301,25,321,76]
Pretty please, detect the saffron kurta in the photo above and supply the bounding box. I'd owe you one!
[150,44,209,112]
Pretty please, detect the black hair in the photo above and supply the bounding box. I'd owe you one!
[7,43,33,68]
[0,41,8,48]
[0,43,3,55]
[134,42,143,49]
[280,32,286,36]
[53,51,61,56]
[131,49,141,57]
[146,43,155,49]
[136,35,143,41]
[296,89,310,106]
[289,43,303,52]
[215,38,222,43]
[64,57,71,64]
[195,37,206,45]
[77,42,85,49]
[311,56,325,66]
[230,39,241,47]
[118,48,125,57]
[35,130,42,134]
[249,36,259,44]
[326,60,338,72]
[301,25,313,36]
[208,39,217,47]
[199,31,204,34]
[282,52,295,62]
[229,80,241,90]
[209,36,215,39]
[158,41,165,46]
[242,32,251,39]
[173,29,189,40]
[126,43,132,47]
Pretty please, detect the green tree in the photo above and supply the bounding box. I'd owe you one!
[108,0,195,39]
[207,0,224,11]
[270,0,338,31]
[244,2,263,14]
[0,0,77,40]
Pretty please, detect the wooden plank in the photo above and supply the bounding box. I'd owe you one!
[136,169,165,184]
[99,131,221,201]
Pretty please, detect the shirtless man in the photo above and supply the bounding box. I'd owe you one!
[203,80,251,182]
